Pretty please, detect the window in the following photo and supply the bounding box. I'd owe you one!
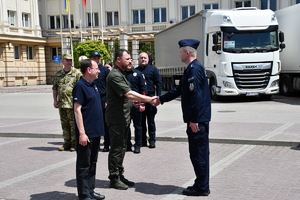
[26,46,33,60]
[133,10,145,24]
[22,13,30,28]
[154,8,166,23]
[261,0,277,11]
[87,13,99,27]
[235,1,251,8]
[51,47,62,60]
[204,4,219,9]
[62,15,74,29]
[297,0,300,4]
[107,11,119,26]
[8,10,16,26]
[14,46,20,60]
[49,15,60,29]
[182,6,195,20]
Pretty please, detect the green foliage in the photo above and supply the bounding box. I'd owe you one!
[105,39,120,63]
[73,40,110,68]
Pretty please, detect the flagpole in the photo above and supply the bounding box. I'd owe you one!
[90,0,93,40]
[100,0,103,43]
[68,0,73,60]
[79,0,82,42]
[59,0,63,55]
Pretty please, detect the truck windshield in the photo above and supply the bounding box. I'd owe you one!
[222,27,279,53]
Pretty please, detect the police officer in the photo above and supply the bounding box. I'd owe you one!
[136,52,162,148]
[126,58,147,154]
[156,39,211,196]
[52,54,81,152]
[91,51,111,152]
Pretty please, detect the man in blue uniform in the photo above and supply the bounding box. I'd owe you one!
[136,52,162,148]
[126,58,147,154]
[155,39,211,196]
[91,51,111,152]
[73,59,105,200]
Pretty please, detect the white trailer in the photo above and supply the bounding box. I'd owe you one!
[275,4,300,95]
[154,7,285,100]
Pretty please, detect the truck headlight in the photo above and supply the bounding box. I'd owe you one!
[270,80,279,87]
[223,81,234,88]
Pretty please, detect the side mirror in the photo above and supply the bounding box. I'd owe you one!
[212,45,218,52]
[212,33,218,45]
[280,43,285,49]
[279,31,284,43]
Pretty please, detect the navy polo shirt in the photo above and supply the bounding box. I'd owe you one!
[73,77,105,139]
[126,68,147,94]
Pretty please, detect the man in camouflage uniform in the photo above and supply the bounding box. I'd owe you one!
[52,54,82,152]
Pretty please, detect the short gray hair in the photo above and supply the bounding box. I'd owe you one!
[182,46,197,57]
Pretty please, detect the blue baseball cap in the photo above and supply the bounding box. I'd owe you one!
[91,51,101,58]
[178,39,200,50]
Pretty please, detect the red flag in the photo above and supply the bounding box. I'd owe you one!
[83,0,86,7]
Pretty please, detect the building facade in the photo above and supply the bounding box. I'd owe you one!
[0,0,299,86]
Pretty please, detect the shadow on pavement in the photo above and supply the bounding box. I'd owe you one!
[28,146,60,151]
[134,182,181,195]
[30,191,77,200]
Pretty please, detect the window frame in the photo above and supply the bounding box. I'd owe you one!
[133,9,145,24]
[51,47,62,61]
[261,0,277,11]
[107,11,119,26]
[8,10,16,26]
[87,12,99,27]
[204,4,219,9]
[22,13,30,28]
[153,8,167,23]
[26,46,34,60]
[235,1,251,8]
[14,46,20,60]
[181,5,195,20]
[49,15,60,29]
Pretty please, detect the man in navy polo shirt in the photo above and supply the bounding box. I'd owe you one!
[73,59,105,200]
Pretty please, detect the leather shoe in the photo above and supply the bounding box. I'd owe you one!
[102,147,109,152]
[182,187,210,196]
[79,196,94,200]
[91,192,105,200]
[133,147,140,154]
[149,142,155,148]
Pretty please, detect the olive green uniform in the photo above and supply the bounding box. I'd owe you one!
[106,66,132,181]
[52,67,81,149]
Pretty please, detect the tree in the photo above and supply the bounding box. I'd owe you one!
[73,40,110,68]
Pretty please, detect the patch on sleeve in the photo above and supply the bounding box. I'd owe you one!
[188,77,195,91]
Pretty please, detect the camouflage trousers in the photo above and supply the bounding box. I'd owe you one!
[59,108,76,148]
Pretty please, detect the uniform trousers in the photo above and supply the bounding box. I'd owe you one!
[76,136,100,199]
[108,123,130,180]
[127,106,143,149]
[142,103,157,144]
[186,122,210,192]
[59,108,76,147]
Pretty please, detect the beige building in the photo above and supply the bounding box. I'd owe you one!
[0,0,299,86]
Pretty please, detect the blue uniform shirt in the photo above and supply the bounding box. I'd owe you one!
[136,64,162,96]
[73,77,105,139]
[159,59,211,123]
[126,68,147,94]
[94,64,110,105]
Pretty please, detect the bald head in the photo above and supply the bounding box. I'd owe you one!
[138,52,149,67]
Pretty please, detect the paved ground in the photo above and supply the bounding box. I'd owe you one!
[0,85,300,200]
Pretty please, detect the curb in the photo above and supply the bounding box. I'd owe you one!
[1,133,300,147]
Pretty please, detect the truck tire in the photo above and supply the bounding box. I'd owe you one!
[280,75,292,96]
[210,78,220,101]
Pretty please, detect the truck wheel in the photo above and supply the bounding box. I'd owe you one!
[280,75,292,96]
[210,79,219,101]
[169,77,175,89]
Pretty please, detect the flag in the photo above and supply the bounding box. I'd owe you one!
[64,0,69,12]
[83,0,86,7]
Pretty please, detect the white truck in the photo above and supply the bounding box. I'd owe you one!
[275,4,300,95]
[154,7,285,100]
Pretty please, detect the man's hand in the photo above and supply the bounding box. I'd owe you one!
[189,122,200,133]
[79,133,90,146]
[151,96,161,106]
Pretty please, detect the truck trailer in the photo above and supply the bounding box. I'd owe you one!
[275,4,300,95]
[154,7,285,100]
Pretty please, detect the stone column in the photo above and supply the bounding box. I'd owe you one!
[131,40,139,68]
[120,34,128,50]
[108,40,114,61]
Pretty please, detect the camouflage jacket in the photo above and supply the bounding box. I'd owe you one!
[52,67,81,108]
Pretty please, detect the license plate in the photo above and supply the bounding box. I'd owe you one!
[246,92,259,96]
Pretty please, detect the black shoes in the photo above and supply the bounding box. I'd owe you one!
[120,175,135,187]
[91,192,105,200]
[149,142,156,148]
[133,147,140,154]
[102,147,109,152]
[182,187,210,196]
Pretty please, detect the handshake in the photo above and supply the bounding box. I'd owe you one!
[149,96,161,107]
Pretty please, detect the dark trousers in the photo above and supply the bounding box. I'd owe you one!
[108,123,130,180]
[102,107,110,149]
[76,137,100,199]
[142,103,157,144]
[186,122,210,192]
[127,106,143,148]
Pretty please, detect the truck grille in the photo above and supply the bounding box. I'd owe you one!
[232,63,272,90]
